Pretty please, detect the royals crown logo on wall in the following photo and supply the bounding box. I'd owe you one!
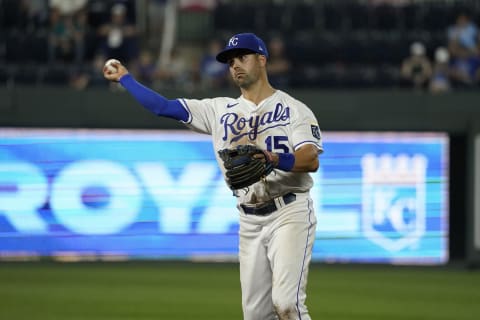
[361,154,428,252]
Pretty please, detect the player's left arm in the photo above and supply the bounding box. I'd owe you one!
[264,144,319,173]
[264,102,323,173]
[291,144,319,172]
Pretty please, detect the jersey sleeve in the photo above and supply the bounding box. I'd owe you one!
[178,98,217,134]
[290,103,323,153]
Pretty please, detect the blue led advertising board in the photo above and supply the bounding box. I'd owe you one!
[0,129,448,264]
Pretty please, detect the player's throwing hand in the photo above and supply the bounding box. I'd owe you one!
[103,59,129,82]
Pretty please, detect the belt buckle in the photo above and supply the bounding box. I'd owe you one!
[282,192,296,205]
[241,193,296,216]
[241,199,276,216]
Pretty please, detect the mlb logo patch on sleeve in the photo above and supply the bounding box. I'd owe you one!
[311,124,321,139]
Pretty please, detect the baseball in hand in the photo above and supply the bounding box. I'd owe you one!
[104,59,120,73]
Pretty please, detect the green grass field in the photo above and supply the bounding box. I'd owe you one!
[0,262,479,320]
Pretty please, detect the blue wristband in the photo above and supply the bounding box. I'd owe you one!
[277,153,295,172]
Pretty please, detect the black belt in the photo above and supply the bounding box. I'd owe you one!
[240,193,297,216]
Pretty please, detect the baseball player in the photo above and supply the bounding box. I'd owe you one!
[103,33,323,320]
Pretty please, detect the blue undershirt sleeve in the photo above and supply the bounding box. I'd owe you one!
[119,74,188,122]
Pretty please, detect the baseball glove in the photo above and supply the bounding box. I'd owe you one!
[218,145,274,190]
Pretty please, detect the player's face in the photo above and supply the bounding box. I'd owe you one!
[227,52,262,89]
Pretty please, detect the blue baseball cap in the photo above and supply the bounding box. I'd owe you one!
[216,33,269,63]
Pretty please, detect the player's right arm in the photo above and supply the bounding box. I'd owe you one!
[102,60,188,121]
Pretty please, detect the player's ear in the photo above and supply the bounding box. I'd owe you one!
[258,54,267,67]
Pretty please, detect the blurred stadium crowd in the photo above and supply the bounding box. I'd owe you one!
[1,0,480,92]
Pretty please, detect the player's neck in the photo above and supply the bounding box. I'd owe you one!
[240,80,276,105]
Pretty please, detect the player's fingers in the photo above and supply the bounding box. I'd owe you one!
[110,61,121,68]
[103,70,118,82]
[254,151,277,166]
[252,153,264,159]
[112,65,127,76]
[103,68,115,78]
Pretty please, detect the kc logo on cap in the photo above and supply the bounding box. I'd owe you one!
[228,36,239,47]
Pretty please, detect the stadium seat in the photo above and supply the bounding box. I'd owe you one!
[213,2,257,34]
[290,3,316,32]
[259,2,290,35]
[322,3,346,32]
[346,2,371,31]
[372,4,401,31]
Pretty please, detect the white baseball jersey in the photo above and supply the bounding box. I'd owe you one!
[179,90,323,204]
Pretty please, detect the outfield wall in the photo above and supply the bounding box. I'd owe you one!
[0,87,479,132]
[0,129,449,264]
